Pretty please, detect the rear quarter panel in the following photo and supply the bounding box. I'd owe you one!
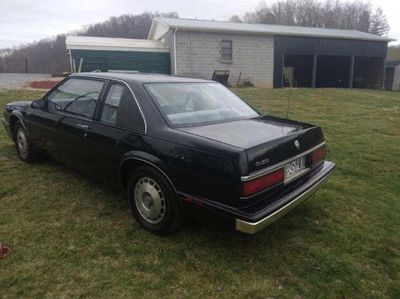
[129,128,247,206]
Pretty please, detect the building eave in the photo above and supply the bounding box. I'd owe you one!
[153,17,394,43]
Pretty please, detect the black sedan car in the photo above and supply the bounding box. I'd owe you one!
[2,73,335,235]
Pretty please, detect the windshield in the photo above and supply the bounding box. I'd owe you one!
[145,82,259,127]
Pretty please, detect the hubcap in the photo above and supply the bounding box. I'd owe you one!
[134,177,166,224]
[16,128,28,158]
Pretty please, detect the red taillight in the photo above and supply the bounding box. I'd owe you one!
[311,145,327,163]
[242,169,284,197]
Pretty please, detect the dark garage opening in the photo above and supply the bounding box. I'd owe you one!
[316,55,350,88]
[274,36,389,89]
[282,54,384,89]
[353,57,383,89]
[283,55,313,87]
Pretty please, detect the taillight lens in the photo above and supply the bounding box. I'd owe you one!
[242,169,284,197]
[311,145,327,163]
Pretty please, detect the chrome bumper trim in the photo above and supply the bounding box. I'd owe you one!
[241,142,326,182]
[236,167,332,234]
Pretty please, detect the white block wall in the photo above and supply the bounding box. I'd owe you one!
[163,30,274,87]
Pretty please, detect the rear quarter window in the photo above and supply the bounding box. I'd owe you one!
[100,82,145,134]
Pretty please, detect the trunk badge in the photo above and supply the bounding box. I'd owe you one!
[294,140,300,150]
[255,158,270,167]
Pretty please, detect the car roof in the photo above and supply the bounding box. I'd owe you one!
[73,72,215,84]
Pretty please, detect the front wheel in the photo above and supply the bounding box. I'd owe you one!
[13,121,37,162]
[127,166,183,235]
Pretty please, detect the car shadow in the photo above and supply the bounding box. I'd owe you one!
[8,150,326,252]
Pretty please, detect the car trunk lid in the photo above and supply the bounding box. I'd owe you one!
[178,115,325,174]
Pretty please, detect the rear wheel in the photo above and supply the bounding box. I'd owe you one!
[127,166,183,235]
[13,121,36,162]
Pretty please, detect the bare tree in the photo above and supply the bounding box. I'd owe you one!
[240,0,388,34]
[79,12,178,39]
[229,15,242,23]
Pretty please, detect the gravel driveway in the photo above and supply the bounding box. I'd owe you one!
[0,73,52,89]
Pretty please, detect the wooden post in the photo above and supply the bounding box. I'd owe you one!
[78,58,84,73]
[381,56,387,90]
[24,58,28,73]
[349,56,355,88]
[311,54,317,88]
[281,54,285,88]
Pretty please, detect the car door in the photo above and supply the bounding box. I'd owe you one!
[33,77,108,172]
[82,81,147,185]
[29,78,71,154]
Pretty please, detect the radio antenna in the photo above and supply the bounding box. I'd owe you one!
[286,83,291,120]
[282,73,292,134]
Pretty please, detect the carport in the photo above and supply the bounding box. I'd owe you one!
[275,35,393,89]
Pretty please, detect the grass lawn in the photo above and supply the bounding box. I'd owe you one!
[0,87,399,298]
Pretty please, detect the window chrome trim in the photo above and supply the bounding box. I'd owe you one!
[241,142,326,182]
[70,75,148,134]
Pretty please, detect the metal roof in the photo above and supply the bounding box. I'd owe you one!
[66,35,169,52]
[152,17,394,42]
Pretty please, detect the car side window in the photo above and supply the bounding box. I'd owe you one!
[100,84,124,124]
[100,83,145,133]
[47,78,104,118]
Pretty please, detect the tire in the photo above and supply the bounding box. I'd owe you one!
[13,121,37,162]
[127,166,183,235]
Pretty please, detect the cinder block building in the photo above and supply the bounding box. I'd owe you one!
[67,18,394,89]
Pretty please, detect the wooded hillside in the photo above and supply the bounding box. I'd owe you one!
[0,12,177,74]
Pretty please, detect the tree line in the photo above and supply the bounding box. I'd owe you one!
[230,0,389,36]
[0,1,392,74]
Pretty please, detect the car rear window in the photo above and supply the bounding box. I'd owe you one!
[145,82,259,127]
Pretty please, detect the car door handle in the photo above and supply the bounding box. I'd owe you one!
[76,124,90,131]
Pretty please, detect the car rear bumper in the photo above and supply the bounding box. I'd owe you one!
[180,161,335,234]
[235,161,334,234]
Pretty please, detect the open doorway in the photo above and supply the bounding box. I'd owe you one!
[283,55,313,87]
[353,57,383,89]
[316,55,350,88]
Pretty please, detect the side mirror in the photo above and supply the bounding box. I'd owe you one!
[31,99,45,109]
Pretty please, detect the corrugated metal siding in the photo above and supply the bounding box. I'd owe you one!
[70,50,171,74]
[274,36,388,87]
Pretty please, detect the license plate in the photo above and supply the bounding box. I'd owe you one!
[284,156,306,183]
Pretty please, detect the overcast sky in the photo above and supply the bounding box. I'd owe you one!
[0,0,399,49]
